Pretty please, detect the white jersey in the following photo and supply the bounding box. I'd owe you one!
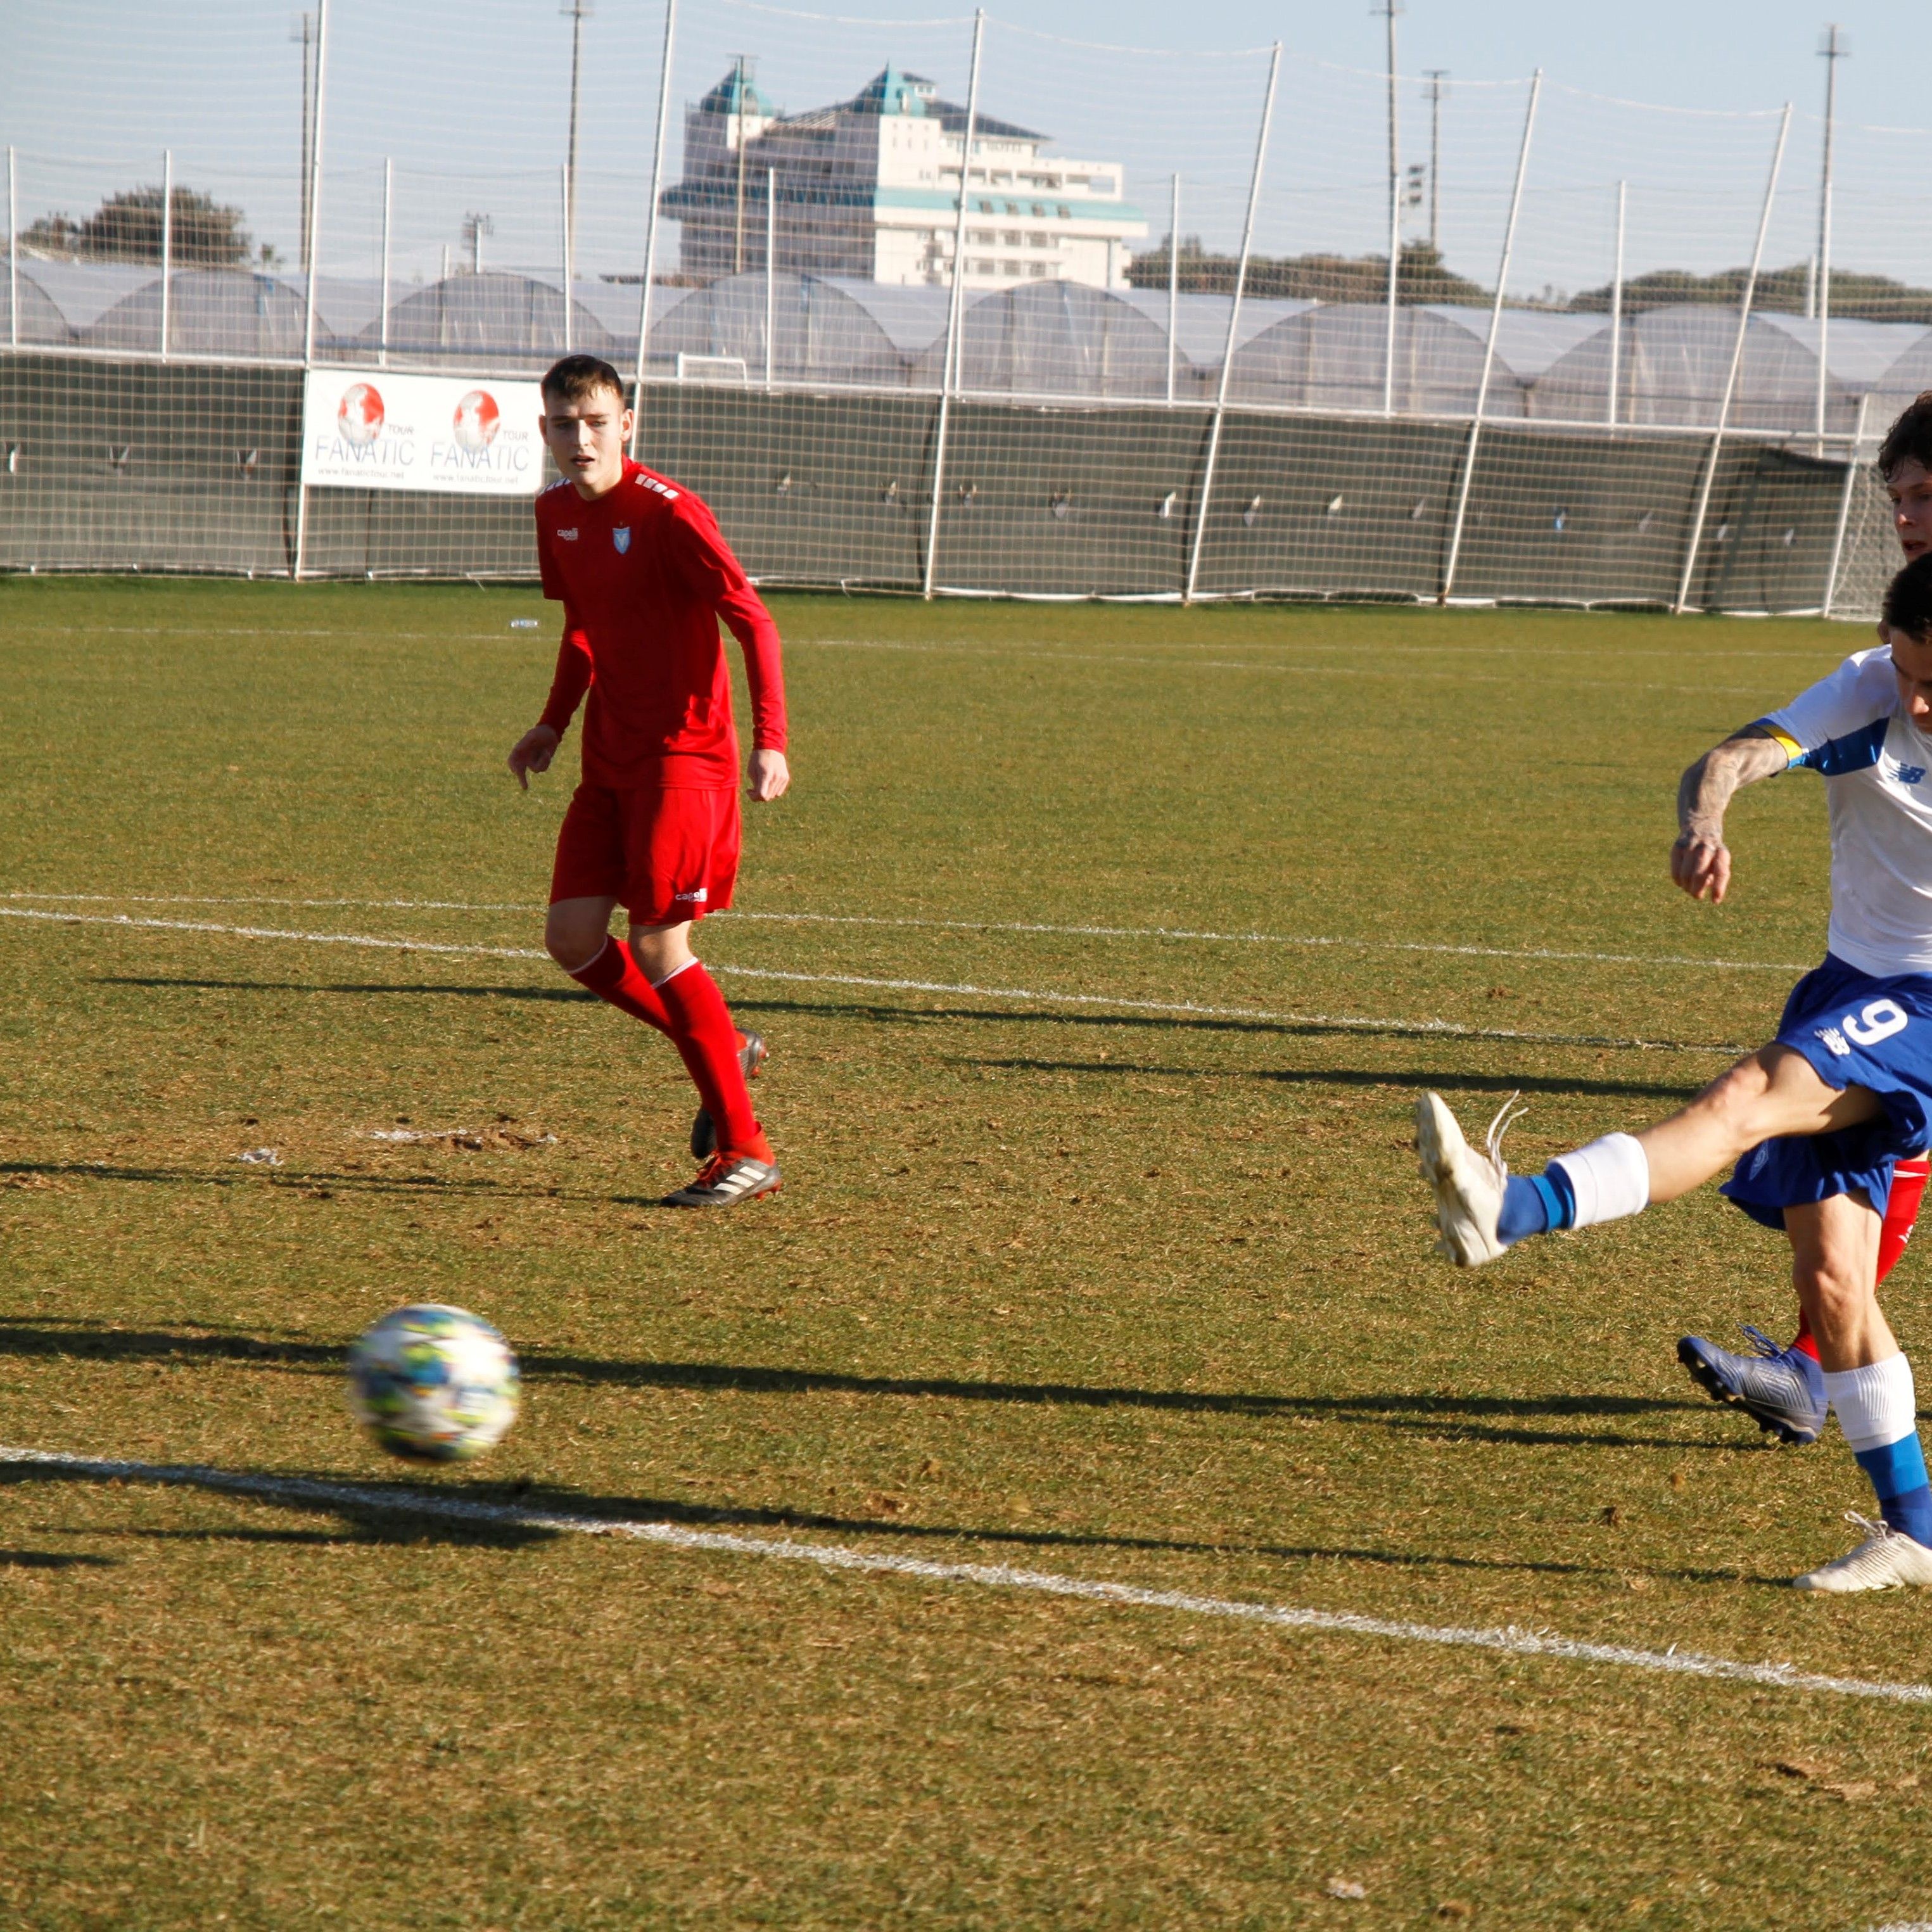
[1763,646,1932,978]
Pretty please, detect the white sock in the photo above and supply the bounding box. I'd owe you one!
[1549,1133,1649,1230]
[1823,1352,1917,1452]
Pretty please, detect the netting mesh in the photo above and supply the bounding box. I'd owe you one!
[0,0,1917,609]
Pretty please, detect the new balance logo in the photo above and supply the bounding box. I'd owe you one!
[1816,1026,1851,1057]
[1897,763,1928,785]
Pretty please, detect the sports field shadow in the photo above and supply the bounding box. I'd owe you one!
[0,1317,1732,1452]
[0,1462,1765,1587]
[1,1160,577,1205]
[956,1055,1705,1103]
[0,1548,116,1570]
[98,977,1705,1057]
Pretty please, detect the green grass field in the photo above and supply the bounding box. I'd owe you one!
[4,576,1931,1929]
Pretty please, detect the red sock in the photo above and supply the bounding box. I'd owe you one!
[655,961,766,1159]
[568,937,672,1034]
[1790,1155,1931,1360]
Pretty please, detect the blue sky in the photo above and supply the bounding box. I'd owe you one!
[1,1,1921,293]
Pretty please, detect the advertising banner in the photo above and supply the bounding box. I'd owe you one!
[300,369,548,495]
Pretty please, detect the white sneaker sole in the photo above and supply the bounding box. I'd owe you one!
[1415,1092,1506,1268]
[1792,1529,1932,1592]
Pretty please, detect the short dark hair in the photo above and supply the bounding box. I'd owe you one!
[541,353,626,405]
[1882,554,1932,640]
[1878,392,1932,479]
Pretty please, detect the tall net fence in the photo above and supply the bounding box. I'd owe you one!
[0,0,1921,611]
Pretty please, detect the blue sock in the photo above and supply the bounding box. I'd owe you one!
[1496,1167,1577,1247]
[1853,1434,1932,1546]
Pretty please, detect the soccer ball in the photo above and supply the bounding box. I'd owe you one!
[347,1304,521,1463]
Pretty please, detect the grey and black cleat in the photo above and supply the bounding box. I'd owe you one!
[690,1029,770,1160]
[663,1149,782,1209]
[1677,1325,1826,1446]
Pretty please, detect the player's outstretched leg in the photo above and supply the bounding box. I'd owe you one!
[1414,1046,1882,1269]
[1677,1154,1928,1444]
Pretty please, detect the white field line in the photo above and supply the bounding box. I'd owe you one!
[3,1444,1926,1707]
[0,906,1746,1055]
[795,636,1783,699]
[0,892,1811,976]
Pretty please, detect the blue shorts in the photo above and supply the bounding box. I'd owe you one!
[1722,955,1932,1231]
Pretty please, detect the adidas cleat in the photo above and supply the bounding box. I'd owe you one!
[1414,1091,1518,1268]
[1792,1513,1932,1592]
[663,1149,782,1209]
[690,1029,769,1160]
[1677,1325,1825,1446]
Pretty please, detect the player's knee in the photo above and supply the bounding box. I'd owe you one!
[1795,1256,1872,1325]
[1693,1058,1777,1149]
[544,910,607,972]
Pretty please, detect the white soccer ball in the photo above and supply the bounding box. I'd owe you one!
[347,1304,521,1463]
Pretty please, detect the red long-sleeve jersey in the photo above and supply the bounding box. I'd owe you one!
[534,459,786,789]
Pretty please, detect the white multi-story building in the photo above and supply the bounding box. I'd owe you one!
[664,62,1145,290]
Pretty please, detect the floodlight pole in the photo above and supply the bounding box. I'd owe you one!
[628,0,678,457]
[378,156,392,367]
[160,150,173,359]
[1183,41,1280,605]
[1814,25,1845,450]
[1823,390,1868,619]
[1378,0,1402,414]
[1423,70,1447,253]
[1439,69,1541,605]
[1606,180,1625,428]
[764,167,776,388]
[562,0,591,279]
[294,0,331,582]
[1166,174,1179,407]
[1674,103,1791,616]
[922,7,986,601]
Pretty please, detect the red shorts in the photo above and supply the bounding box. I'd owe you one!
[549,784,741,925]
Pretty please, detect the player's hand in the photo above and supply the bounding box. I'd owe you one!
[748,749,791,802]
[1671,830,1732,903]
[508,725,560,791]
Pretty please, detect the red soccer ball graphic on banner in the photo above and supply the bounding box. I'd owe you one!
[337,383,384,446]
[452,389,501,452]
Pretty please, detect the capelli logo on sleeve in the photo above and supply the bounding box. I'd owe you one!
[556,528,578,540]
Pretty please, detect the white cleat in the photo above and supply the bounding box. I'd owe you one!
[1414,1091,1521,1268]
[1791,1513,1932,1593]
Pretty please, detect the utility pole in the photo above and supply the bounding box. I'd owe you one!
[291,11,315,275]
[561,0,592,283]
[1814,24,1847,441]
[1375,0,1402,414]
[1423,70,1448,253]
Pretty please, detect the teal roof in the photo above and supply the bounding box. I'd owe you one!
[851,63,936,118]
[698,65,776,118]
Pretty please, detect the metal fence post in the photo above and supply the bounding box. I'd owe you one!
[1606,180,1625,428]
[293,0,331,582]
[765,166,776,388]
[1166,174,1179,406]
[160,149,173,359]
[1380,1,1400,414]
[1673,103,1791,616]
[628,0,679,455]
[378,157,392,367]
[922,7,986,601]
[561,163,574,353]
[1440,72,1541,604]
[1183,41,1280,605]
[1822,391,1869,620]
[8,147,18,350]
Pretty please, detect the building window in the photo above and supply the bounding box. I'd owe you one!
[977,199,993,212]
[970,228,995,243]
[1002,229,1020,246]
[974,259,995,274]
[1003,201,1019,215]
[1001,259,1022,276]
[1055,204,1071,219]
[1028,232,1050,248]
[1027,262,1048,277]
[1029,203,1045,217]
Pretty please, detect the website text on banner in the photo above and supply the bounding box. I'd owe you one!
[300,370,547,495]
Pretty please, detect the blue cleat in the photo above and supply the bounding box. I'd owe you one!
[1677,1325,1826,1446]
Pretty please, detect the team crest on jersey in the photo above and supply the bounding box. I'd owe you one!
[613,526,632,554]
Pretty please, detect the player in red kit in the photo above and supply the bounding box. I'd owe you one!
[507,355,789,1207]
